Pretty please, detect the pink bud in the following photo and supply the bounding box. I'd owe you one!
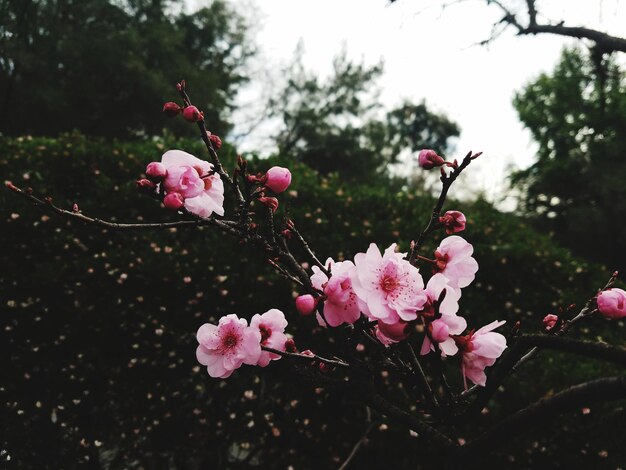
[176,80,185,91]
[542,314,558,331]
[438,210,466,234]
[378,320,410,342]
[163,192,184,210]
[258,196,279,213]
[72,203,79,213]
[182,106,203,122]
[296,294,317,316]
[429,319,450,343]
[136,178,156,191]
[597,288,626,319]
[264,166,292,193]
[145,162,168,181]
[5,181,18,191]
[300,349,315,357]
[209,134,222,149]
[418,149,445,170]
[162,102,181,117]
[284,338,297,352]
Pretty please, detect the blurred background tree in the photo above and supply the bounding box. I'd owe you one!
[512,47,626,270]
[0,0,253,137]
[271,50,460,182]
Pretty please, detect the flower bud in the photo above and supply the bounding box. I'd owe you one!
[284,338,297,352]
[264,166,292,193]
[258,196,279,213]
[418,149,445,170]
[378,320,410,342]
[542,314,558,331]
[438,210,466,234]
[295,294,317,316]
[182,106,203,122]
[136,178,156,191]
[145,162,168,181]
[162,102,181,117]
[597,288,626,319]
[163,192,184,210]
[209,133,222,149]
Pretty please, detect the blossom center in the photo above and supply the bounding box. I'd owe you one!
[380,275,398,293]
[221,331,239,350]
[259,324,272,343]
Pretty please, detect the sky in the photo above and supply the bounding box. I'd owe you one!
[188,0,625,207]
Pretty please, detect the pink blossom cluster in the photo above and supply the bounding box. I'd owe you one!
[144,150,224,218]
[196,309,289,378]
[296,235,507,387]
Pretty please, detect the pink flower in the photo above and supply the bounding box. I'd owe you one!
[264,166,292,193]
[352,243,427,324]
[597,288,626,319]
[434,236,478,290]
[420,315,467,357]
[418,149,445,170]
[159,150,224,218]
[457,320,507,387]
[163,192,184,210]
[196,314,262,379]
[295,294,317,316]
[542,313,558,331]
[418,273,461,318]
[375,320,411,346]
[311,258,360,327]
[438,210,466,234]
[250,309,289,367]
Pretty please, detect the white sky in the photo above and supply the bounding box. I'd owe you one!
[188,0,626,207]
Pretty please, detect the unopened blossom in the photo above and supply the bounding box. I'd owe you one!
[295,294,317,316]
[154,150,224,218]
[258,196,279,213]
[438,210,466,235]
[434,236,479,290]
[375,320,411,346]
[420,315,467,357]
[352,243,427,324]
[264,166,292,193]
[310,258,360,327]
[418,149,445,170]
[597,288,626,319]
[196,314,262,378]
[182,105,203,122]
[162,102,181,117]
[542,313,559,331]
[457,320,507,387]
[146,162,167,181]
[163,192,184,210]
[250,309,288,367]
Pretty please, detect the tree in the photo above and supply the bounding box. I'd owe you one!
[512,47,626,269]
[271,51,459,182]
[0,0,253,137]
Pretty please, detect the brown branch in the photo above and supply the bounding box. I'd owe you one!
[401,342,440,413]
[407,150,478,264]
[487,0,626,53]
[449,376,626,467]
[261,346,350,368]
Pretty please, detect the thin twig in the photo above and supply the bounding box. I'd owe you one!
[261,346,350,368]
[401,342,440,413]
[337,420,378,470]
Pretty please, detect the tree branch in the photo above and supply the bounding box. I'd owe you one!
[450,376,626,467]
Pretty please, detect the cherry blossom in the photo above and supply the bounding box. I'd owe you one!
[352,243,427,324]
[457,320,507,387]
[264,166,292,193]
[310,258,360,327]
[250,309,289,367]
[154,150,224,218]
[434,236,479,290]
[420,315,467,357]
[438,210,466,235]
[375,320,411,345]
[196,314,261,379]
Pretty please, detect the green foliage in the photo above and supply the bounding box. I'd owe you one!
[1,134,622,468]
[0,0,252,137]
[272,51,460,182]
[512,47,626,270]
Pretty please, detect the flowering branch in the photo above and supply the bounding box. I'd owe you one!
[408,150,479,264]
